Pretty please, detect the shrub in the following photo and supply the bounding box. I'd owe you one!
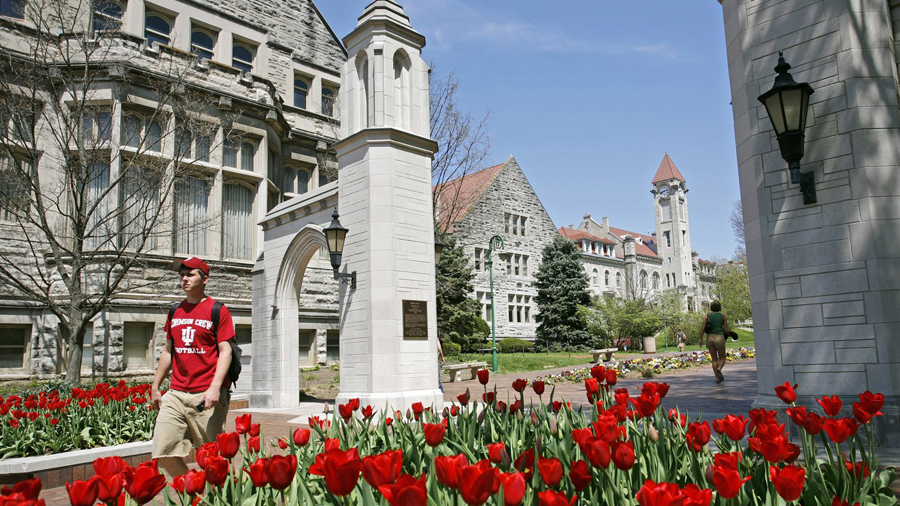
[498,338,533,354]
[442,340,461,358]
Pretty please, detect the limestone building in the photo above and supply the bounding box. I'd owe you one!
[719,0,900,444]
[0,0,346,381]
[565,154,716,311]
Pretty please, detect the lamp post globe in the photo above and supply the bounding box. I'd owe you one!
[324,209,349,273]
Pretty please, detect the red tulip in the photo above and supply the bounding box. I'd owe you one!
[636,480,685,506]
[844,460,871,478]
[362,405,374,418]
[277,438,289,450]
[569,460,591,492]
[423,423,446,446]
[350,398,361,411]
[2,478,42,501]
[769,465,805,502]
[630,392,660,418]
[362,449,403,488]
[511,379,527,392]
[817,395,842,417]
[435,454,468,489]
[606,369,618,386]
[123,462,167,505]
[65,479,99,506]
[268,454,298,491]
[322,449,361,496]
[246,458,268,487]
[786,406,807,426]
[500,472,526,506]
[641,382,669,399]
[249,423,260,437]
[749,432,792,463]
[720,415,750,441]
[338,403,353,421]
[824,418,858,444]
[488,442,506,464]
[458,460,501,506]
[95,473,123,503]
[584,378,599,399]
[579,436,611,469]
[458,388,470,406]
[686,421,711,452]
[324,438,341,452]
[196,442,218,469]
[591,365,605,381]
[477,369,489,385]
[378,474,426,506]
[833,497,862,506]
[714,452,742,470]
[537,490,577,506]
[234,413,251,434]
[245,436,259,453]
[532,381,545,396]
[93,456,128,478]
[203,456,229,487]
[180,470,204,496]
[514,448,535,480]
[712,466,750,500]
[216,432,240,459]
[858,391,884,415]
[611,441,635,470]
[292,428,310,446]
[774,382,797,404]
[682,483,712,506]
[537,457,563,488]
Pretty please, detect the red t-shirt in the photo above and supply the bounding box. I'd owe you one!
[165,297,235,392]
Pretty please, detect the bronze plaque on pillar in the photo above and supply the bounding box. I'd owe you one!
[402,300,428,339]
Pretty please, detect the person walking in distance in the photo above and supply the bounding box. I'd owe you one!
[151,257,235,477]
[699,300,729,383]
[675,327,686,353]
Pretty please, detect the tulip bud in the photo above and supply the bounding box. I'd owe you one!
[535,435,543,456]
[531,412,539,427]
[501,448,512,470]
[705,463,714,484]
[323,402,330,414]
[477,407,486,425]
[648,424,659,442]
[443,407,450,418]
[516,410,523,422]
[406,408,412,420]
[549,415,558,436]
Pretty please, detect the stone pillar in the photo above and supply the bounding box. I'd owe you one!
[334,0,442,414]
[719,0,900,445]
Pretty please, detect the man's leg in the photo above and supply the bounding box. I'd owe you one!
[152,391,193,478]
[158,457,189,478]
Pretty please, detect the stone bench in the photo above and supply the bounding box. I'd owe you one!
[589,348,617,363]
[443,361,488,382]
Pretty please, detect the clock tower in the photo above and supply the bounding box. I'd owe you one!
[652,153,693,295]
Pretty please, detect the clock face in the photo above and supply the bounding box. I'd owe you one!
[659,186,670,197]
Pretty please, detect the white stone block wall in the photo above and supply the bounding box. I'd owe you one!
[720,0,900,445]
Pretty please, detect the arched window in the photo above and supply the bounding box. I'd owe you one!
[232,44,254,74]
[592,269,598,286]
[640,270,648,290]
[294,78,309,109]
[616,272,622,288]
[145,14,171,47]
[604,271,610,286]
[296,168,309,194]
[322,87,336,117]
[191,29,215,60]
[283,166,309,195]
[223,182,254,260]
[652,272,660,290]
[93,0,123,31]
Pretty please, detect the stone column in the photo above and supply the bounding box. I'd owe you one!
[333,1,442,414]
[719,0,900,445]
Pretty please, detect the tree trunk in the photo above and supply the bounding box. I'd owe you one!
[64,310,86,383]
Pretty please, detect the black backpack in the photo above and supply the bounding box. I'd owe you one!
[168,301,243,386]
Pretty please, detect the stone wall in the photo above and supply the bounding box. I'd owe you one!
[720,0,900,445]
[451,157,559,340]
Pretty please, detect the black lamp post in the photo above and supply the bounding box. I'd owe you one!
[434,234,444,275]
[758,51,817,204]
[324,209,356,289]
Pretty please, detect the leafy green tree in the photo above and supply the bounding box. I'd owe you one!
[654,291,689,347]
[436,235,487,352]
[712,262,751,323]
[534,236,592,349]
[580,295,662,349]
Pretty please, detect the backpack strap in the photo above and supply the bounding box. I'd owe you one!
[212,301,222,338]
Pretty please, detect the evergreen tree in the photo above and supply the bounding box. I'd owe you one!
[534,236,592,349]
[436,235,487,352]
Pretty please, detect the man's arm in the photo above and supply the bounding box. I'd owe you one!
[201,340,232,410]
[151,340,173,409]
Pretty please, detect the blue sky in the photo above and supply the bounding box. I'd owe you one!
[315,1,741,260]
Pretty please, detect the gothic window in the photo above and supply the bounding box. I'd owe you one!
[664,231,671,248]
[592,269,598,286]
[232,43,255,74]
[191,28,215,60]
[652,272,660,290]
[174,176,210,255]
[604,270,610,286]
[640,270,648,290]
[122,113,163,152]
[294,77,309,109]
[284,166,310,195]
[223,182,254,260]
[120,166,161,251]
[474,248,482,271]
[0,156,30,221]
[616,272,622,288]
[508,294,532,324]
[322,88,336,117]
[145,13,171,47]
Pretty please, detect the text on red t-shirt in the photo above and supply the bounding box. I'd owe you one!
[164,297,235,392]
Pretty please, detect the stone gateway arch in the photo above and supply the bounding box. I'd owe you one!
[249,1,442,413]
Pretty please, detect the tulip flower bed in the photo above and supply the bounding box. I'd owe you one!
[535,347,756,385]
[3,369,897,506]
[0,382,157,459]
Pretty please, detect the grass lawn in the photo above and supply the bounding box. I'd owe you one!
[448,328,755,375]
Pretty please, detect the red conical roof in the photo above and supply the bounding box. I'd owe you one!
[652,153,686,184]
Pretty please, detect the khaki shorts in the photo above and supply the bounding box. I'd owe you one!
[152,389,230,459]
[706,333,726,350]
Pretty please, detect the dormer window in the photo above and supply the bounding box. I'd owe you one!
[232,43,254,74]
[191,29,215,60]
[145,14,171,47]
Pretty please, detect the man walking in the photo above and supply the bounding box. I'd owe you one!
[151,257,235,477]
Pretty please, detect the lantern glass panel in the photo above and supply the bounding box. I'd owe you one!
[326,229,345,254]
[764,93,785,134]
[783,88,803,131]
[800,90,810,132]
